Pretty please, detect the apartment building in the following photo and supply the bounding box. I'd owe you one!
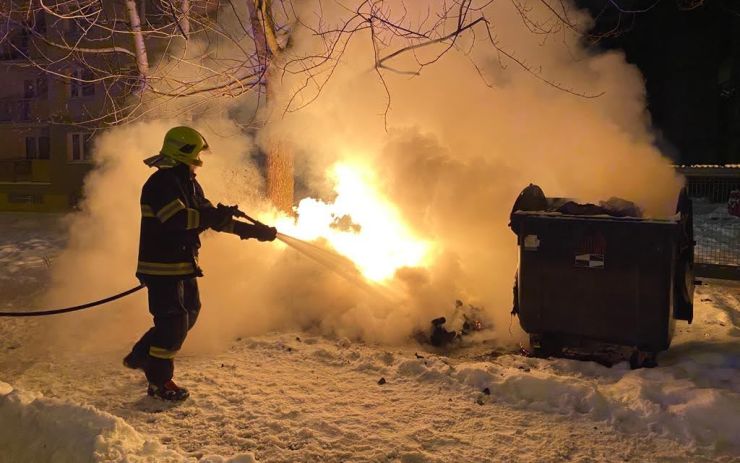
[0,10,106,212]
[0,0,214,212]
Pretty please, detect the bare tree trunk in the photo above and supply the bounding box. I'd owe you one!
[180,0,191,37]
[125,0,150,91]
[246,0,268,64]
[266,141,294,212]
[247,0,293,212]
[259,0,281,56]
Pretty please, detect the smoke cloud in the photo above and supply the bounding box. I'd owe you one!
[40,0,683,355]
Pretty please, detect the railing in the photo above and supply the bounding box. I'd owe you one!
[677,165,740,280]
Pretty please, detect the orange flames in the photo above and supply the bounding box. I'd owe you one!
[275,162,431,282]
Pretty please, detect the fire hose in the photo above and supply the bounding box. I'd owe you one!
[0,206,316,317]
[0,206,372,317]
[0,284,146,318]
[0,205,260,318]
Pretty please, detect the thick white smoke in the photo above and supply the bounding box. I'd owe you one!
[40,0,683,355]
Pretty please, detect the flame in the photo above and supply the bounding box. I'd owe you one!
[275,162,431,282]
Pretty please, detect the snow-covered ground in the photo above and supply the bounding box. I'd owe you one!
[1,213,739,462]
[0,213,66,310]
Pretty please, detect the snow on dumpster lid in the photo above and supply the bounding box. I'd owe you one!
[675,164,740,178]
[674,164,740,168]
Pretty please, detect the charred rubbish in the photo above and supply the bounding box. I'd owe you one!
[416,301,487,348]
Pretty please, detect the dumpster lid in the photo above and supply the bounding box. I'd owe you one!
[509,184,683,233]
[512,210,681,223]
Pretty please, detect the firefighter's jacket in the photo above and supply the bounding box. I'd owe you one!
[137,164,230,280]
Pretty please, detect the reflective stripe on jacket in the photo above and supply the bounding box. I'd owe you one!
[137,164,212,279]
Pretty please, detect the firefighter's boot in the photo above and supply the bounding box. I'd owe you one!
[147,380,190,401]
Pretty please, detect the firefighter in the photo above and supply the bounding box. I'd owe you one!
[123,126,277,401]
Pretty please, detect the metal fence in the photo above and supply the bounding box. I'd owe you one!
[677,166,740,280]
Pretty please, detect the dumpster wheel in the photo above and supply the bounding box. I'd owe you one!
[629,350,658,369]
[529,334,563,359]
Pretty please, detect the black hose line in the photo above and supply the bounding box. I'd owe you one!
[0,284,146,317]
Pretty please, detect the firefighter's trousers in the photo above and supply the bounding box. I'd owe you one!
[129,278,201,385]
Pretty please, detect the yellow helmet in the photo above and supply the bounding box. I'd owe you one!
[159,126,209,167]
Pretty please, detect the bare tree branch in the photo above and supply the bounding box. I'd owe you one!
[0,0,612,129]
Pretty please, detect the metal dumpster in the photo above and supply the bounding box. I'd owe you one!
[510,185,695,367]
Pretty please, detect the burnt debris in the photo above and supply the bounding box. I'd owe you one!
[416,300,487,348]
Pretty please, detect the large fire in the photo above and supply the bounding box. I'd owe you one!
[275,162,431,282]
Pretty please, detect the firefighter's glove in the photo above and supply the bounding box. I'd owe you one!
[201,205,233,231]
[233,221,277,242]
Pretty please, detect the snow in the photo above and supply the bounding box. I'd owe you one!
[1,213,739,462]
[0,213,66,310]
[454,350,739,450]
[693,200,740,266]
[0,381,189,462]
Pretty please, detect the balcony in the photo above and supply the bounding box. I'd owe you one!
[0,159,51,183]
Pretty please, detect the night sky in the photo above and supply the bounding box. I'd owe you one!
[581,0,739,164]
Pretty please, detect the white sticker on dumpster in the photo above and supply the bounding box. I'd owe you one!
[524,235,540,250]
[575,254,605,269]
[575,233,606,269]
